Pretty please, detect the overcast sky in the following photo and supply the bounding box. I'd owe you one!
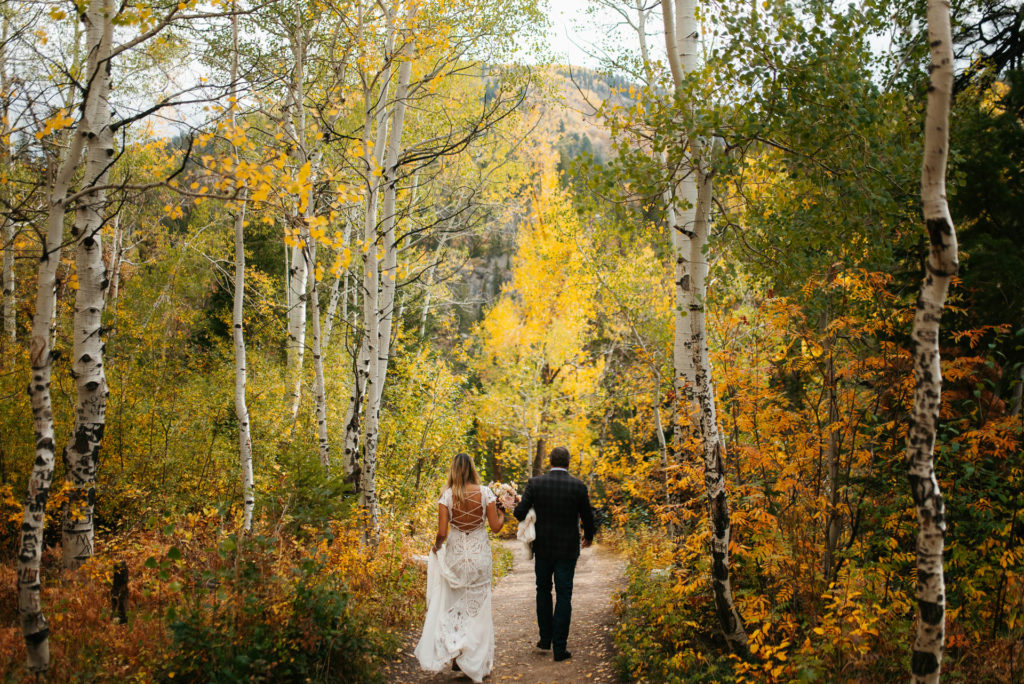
[546,0,598,66]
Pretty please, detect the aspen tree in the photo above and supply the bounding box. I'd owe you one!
[2,220,12,343]
[321,215,352,349]
[61,0,115,570]
[662,0,748,655]
[0,10,13,344]
[284,2,310,422]
[1,13,13,344]
[306,237,330,466]
[661,0,698,439]
[907,0,958,679]
[17,0,107,666]
[229,6,255,532]
[17,111,87,679]
[342,4,397,489]
[362,15,415,526]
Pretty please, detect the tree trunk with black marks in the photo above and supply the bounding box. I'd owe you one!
[233,202,255,530]
[348,8,397,530]
[18,141,85,676]
[306,239,330,467]
[61,0,114,570]
[106,217,123,320]
[690,166,749,657]
[2,219,13,344]
[365,31,415,516]
[661,0,698,450]
[17,1,97,671]
[372,52,413,417]
[907,0,958,680]
[321,217,352,350]
[663,0,749,655]
[1,14,14,345]
[284,3,311,423]
[229,10,254,532]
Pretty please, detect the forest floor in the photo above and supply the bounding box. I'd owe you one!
[385,539,626,683]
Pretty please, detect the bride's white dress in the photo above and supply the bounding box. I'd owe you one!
[415,486,495,682]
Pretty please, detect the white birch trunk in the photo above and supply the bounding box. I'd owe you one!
[664,0,748,653]
[371,50,413,411]
[342,12,397,494]
[286,244,308,396]
[229,10,255,533]
[661,0,698,440]
[690,170,748,655]
[907,1,957,680]
[17,112,89,678]
[321,216,352,349]
[305,239,330,467]
[362,14,414,530]
[358,217,380,528]
[322,267,343,349]
[3,219,13,343]
[106,216,123,320]
[285,7,309,421]
[61,0,114,570]
[1,14,13,344]
[233,202,255,531]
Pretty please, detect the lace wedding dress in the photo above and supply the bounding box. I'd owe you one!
[415,486,495,682]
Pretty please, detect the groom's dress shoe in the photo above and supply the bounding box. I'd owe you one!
[553,651,572,662]
[536,640,551,650]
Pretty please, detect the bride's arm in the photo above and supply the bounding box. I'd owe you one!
[486,501,505,533]
[432,504,449,553]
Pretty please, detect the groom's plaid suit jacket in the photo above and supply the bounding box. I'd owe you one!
[514,469,595,560]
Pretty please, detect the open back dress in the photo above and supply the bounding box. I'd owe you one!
[415,485,496,682]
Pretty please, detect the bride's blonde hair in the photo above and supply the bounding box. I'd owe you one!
[446,452,481,507]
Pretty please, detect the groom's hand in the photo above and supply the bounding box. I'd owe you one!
[582,538,593,549]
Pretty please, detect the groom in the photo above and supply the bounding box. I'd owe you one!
[513,446,595,662]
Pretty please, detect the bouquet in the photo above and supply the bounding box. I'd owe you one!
[490,481,518,511]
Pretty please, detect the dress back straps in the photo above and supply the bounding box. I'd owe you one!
[450,488,485,532]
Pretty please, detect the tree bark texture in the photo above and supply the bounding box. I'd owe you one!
[3,219,14,343]
[363,30,415,523]
[230,11,255,532]
[663,0,749,655]
[17,4,96,672]
[661,0,698,445]
[1,14,14,344]
[908,0,958,680]
[371,52,413,414]
[690,170,749,656]
[345,10,396,526]
[321,216,352,349]
[284,10,310,422]
[306,239,330,467]
[233,203,255,530]
[61,0,114,570]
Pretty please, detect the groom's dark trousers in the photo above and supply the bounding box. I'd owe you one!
[514,469,595,655]
[534,554,576,651]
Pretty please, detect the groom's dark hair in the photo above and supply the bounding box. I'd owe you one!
[549,446,570,468]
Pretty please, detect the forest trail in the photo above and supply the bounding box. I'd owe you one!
[385,540,625,683]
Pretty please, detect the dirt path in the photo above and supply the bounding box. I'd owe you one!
[385,540,626,683]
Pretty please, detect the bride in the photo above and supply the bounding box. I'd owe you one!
[415,453,506,682]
